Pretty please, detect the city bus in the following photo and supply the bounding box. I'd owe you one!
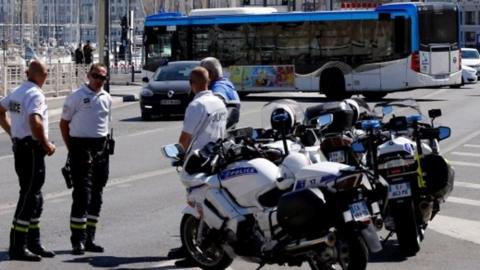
[143,2,460,99]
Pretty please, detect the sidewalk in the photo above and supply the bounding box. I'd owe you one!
[47,84,140,117]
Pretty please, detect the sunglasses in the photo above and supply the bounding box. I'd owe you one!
[91,73,108,81]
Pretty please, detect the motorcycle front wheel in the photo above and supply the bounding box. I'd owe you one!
[180,214,233,270]
[392,198,421,256]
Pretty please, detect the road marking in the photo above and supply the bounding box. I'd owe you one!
[447,196,480,207]
[456,181,480,189]
[0,167,177,215]
[464,144,480,148]
[429,215,480,246]
[149,259,235,269]
[449,160,480,168]
[443,128,480,154]
[0,154,13,161]
[451,152,480,157]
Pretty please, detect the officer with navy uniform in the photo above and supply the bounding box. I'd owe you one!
[0,60,56,261]
[59,63,112,255]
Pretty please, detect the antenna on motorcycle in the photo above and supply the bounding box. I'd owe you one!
[428,109,442,127]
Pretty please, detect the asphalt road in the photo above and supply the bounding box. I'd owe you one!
[1,84,480,270]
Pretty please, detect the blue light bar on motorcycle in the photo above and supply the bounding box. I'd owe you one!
[361,120,381,130]
[407,114,422,123]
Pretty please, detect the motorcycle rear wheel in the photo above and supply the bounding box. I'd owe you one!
[393,199,421,256]
[180,214,233,270]
[342,235,369,270]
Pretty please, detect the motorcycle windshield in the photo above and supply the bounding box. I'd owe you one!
[373,99,424,123]
[261,99,305,130]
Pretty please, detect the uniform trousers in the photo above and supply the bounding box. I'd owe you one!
[68,137,109,244]
[10,136,46,248]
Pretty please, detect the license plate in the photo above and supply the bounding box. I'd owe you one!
[329,150,345,163]
[350,201,370,222]
[160,99,181,105]
[388,182,412,199]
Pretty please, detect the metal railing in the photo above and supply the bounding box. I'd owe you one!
[1,64,90,98]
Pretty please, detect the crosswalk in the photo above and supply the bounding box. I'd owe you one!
[430,143,480,245]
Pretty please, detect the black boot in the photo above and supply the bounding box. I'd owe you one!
[9,229,42,262]
[85,226,104,253]
[71,226,86,255]
[28,227,55,258]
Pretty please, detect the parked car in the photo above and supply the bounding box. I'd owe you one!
[462,65,478,85]
[461,48,480,78]
[139,61,199,120]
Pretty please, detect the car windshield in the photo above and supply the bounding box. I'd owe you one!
[154,63,197,81]
[461,50,480,59]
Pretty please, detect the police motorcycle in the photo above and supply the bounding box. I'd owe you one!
[162,106,386,270]
[355,99,454,256]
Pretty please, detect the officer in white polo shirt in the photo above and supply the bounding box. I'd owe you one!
[0,60,56,261]
[59,63,112,255]
[170,67,227,267]
[178,66,227,157]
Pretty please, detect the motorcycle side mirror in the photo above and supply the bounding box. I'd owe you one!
[383,106,393,115]
[317,114,333,128]
[438,126,451,141]
[428,109,442,119]
[352,141,366,153]
[162,144,183,160]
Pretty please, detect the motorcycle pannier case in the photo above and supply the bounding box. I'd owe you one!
[421,154,454,200]
[305,102,354,133]
[277,188,332,237]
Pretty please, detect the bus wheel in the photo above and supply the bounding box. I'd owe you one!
[321,69,350,100]
[362,92,387,100]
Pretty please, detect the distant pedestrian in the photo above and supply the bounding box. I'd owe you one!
[75,43,84,64]
[83,41,94,65]
[0,60,56,261]
[60,63,112,255]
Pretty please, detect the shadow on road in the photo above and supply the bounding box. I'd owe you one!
[64,255,167,268]
[0,251,8,262]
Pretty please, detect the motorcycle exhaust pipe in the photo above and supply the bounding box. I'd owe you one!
[419,200,434,223]
[285,232,336,252]
[361,223,382,253]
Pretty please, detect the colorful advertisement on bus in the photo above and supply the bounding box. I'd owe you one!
[230,65,295,88]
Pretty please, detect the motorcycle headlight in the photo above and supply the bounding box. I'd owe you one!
[140,88,154,97]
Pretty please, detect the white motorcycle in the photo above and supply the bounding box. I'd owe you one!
[163,121,382,270]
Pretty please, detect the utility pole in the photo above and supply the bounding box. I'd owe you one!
[98,0,110,92]
[128,0,135,82]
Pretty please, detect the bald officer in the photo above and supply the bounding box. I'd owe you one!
[60,63,112,255]
[0,60,56,261]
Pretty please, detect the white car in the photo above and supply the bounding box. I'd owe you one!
[462,65,478,85]
[461,48,480,78]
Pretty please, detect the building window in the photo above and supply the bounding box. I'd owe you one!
[465,31,476,43]
[465,11,475,25]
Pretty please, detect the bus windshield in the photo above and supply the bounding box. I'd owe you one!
[418,7,458,45]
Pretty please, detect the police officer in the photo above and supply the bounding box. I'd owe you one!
[59,63,112,255]
[0,60,56,261]
[199,57,241,129]
[170,67,227,267]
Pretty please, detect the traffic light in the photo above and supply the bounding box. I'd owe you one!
[243,0,250,5]
[282,0,288,5]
